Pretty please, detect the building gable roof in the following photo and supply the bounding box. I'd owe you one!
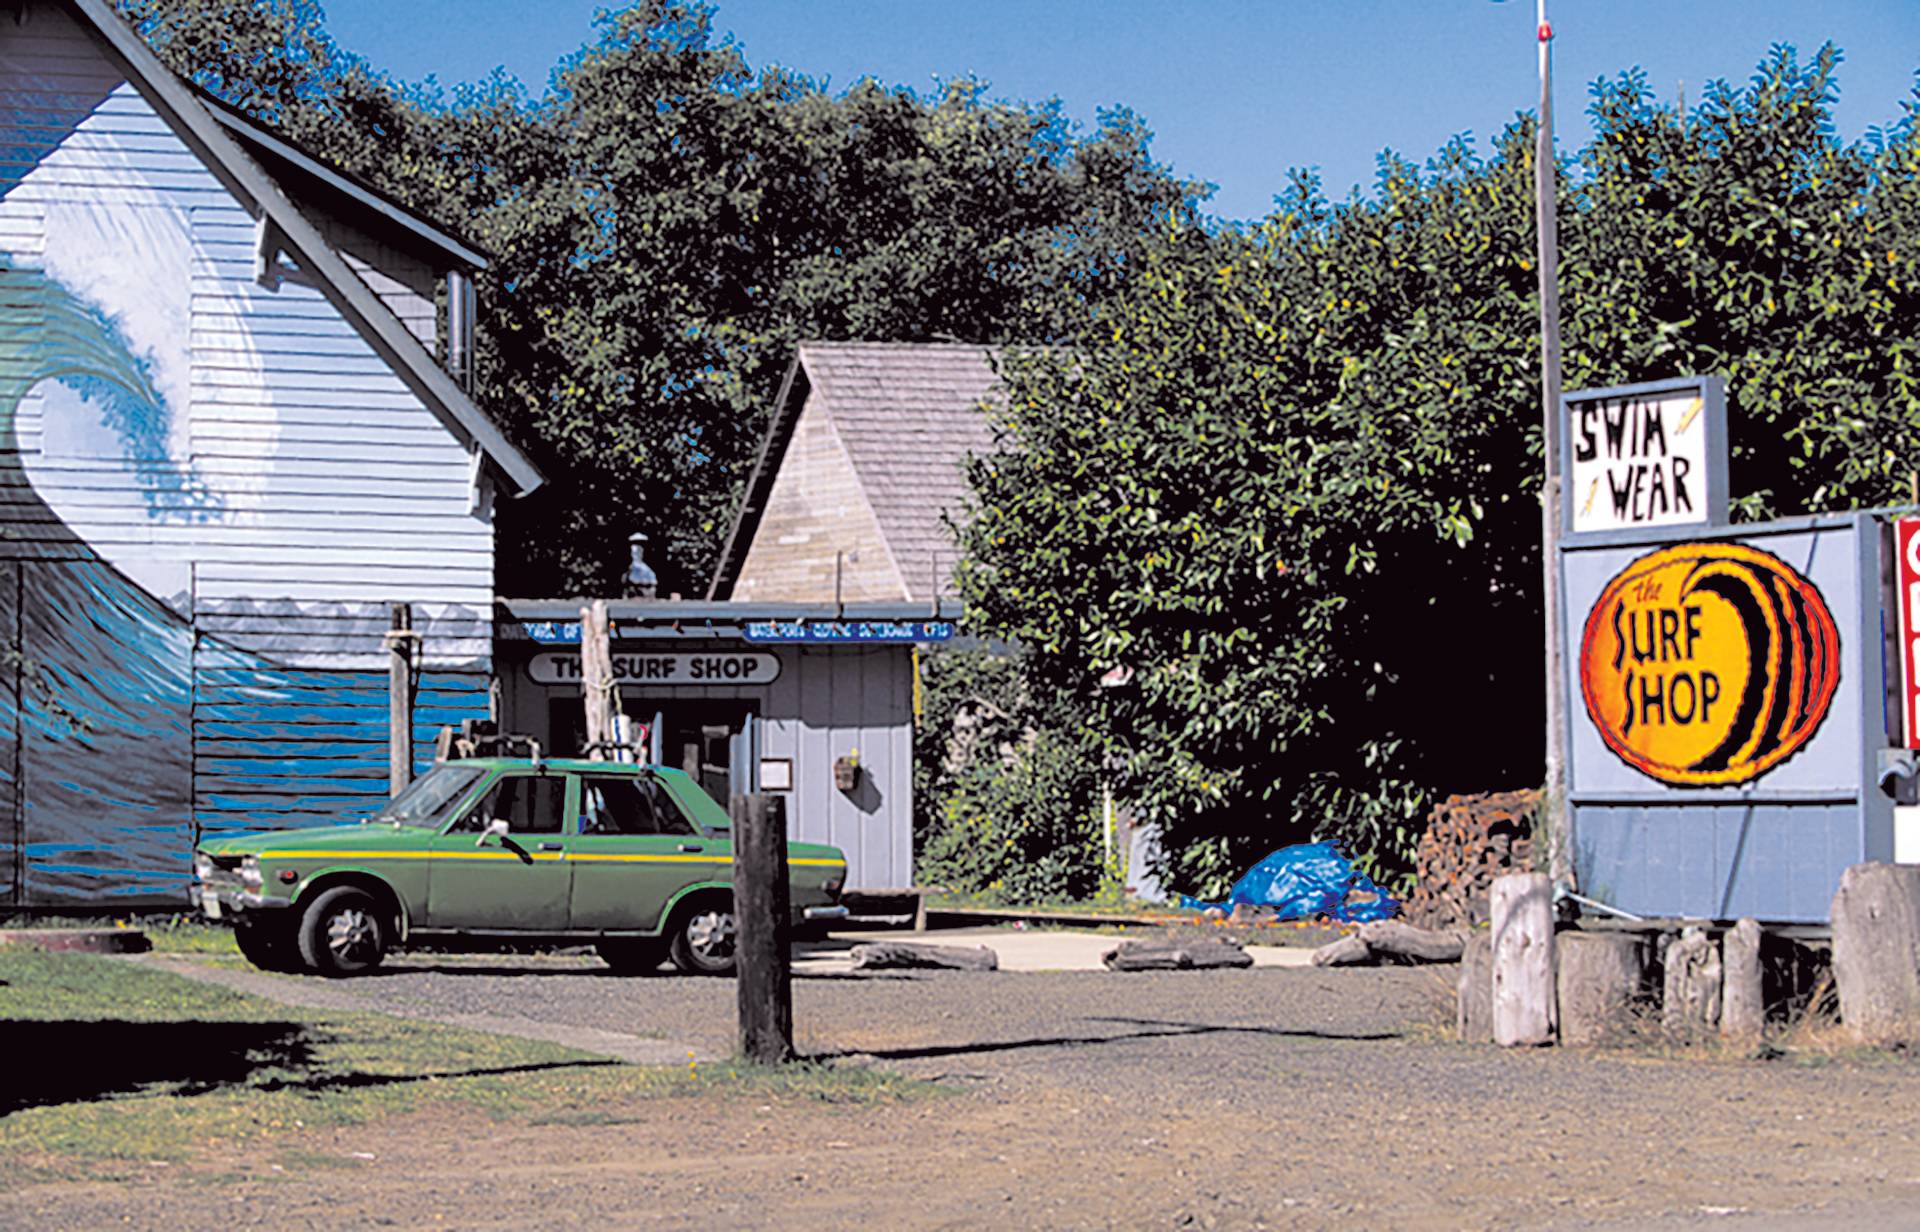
[64,0,543,495]
[709,341,1001,603]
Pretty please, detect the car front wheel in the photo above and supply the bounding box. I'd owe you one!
[234,917,305,973]
[668,898,736,975]
[295,886,389,977]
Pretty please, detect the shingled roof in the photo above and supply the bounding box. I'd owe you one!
[708,342,1003,604]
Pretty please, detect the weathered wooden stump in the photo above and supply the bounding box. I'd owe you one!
[1831,862,1920,1047]
[1491,872,1555,1046]
[1720,918,1765,1044]
[849,941,998,972]
[1662,926,1722,1041]
[1555,931,1650,1046]
[1102,938,1252,971]
[1456,930,1494,1043]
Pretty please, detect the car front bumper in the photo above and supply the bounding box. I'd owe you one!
[190,882,290,919]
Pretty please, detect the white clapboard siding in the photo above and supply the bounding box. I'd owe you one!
[0,3,497,871]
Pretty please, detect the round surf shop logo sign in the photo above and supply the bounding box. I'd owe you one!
[1578,543,1840,786]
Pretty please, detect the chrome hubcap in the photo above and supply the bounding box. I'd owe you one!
[686,910,735,962]
[326,906,379,964]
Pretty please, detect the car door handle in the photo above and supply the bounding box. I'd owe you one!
[677,843,703,853]
[538,842,565,852]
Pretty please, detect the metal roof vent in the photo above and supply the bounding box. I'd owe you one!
[625,532,659,598]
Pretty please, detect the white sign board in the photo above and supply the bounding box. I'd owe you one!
[1566,377,1726,535]
[528,651,782,687]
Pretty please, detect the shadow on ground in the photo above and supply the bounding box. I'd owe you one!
[815,1015,1402,1063]
[0,1020,620,1114]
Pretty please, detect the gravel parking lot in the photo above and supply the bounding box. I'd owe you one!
[17,938,1920,1230]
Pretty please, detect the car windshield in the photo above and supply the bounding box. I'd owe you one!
[368,765,487,828]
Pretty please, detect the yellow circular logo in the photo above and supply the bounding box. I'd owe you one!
[1578,542,1840,786]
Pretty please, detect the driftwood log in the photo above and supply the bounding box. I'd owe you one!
[1720,918,1765,1043]
[1662,926,1722,1041]
[849,942,998,972]
[1831,862,1920,1046]
[1311,921,1467,967]
[1491,872,1555,1046]
[1102,938,1253,971]
[1556,931,1650,1046]
[1456,931,1494,1044]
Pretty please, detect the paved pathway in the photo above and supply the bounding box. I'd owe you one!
[131,953,716,1064]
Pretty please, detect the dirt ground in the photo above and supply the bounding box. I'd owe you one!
[8,952,1920,1230]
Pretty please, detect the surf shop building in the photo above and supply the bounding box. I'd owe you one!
[1559,376,1920,923]
[0,0,542,906]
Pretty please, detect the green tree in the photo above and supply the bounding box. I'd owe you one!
[121,0,1201,594]
[957,47,1920,898]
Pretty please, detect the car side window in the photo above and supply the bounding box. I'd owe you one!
[449,774,565,834]
[578,775,697,837]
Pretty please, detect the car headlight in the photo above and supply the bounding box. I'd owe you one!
[240,856,262,888]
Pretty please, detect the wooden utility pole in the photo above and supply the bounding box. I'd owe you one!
[386,603,415,796]
[1534,0,1570,883]
[731,792,794,1064]
[580,599,614,759]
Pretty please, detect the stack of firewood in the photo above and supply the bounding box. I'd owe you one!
[1402,789,1540,930]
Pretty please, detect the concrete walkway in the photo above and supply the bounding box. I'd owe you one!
[797,927,1317,974]
[131,954,717,1065]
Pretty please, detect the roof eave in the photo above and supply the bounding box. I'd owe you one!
[66,0,544,497]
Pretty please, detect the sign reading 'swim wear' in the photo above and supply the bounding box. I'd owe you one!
[1567,377,1727,534]
[1579,542,1841,786]
[528,651,781,687]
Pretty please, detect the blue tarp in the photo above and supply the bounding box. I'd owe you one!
[1179,841,1399,923]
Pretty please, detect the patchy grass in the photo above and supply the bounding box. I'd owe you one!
[0,949,938,1187]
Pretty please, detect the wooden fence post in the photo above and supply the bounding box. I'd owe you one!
[580,599,613,759]
[386,603,414,796]
[1720,918,1765,1044]
[731,792,793,1064]
[1491,872,1555,1046]
[1831,862,1920,1046]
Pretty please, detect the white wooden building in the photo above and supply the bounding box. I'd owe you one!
[0,0,540,904]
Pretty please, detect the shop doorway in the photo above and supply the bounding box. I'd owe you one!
[545,697,758,801]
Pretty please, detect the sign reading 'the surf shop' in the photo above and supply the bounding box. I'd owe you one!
[1578,542,1840,787]
[1566,376,1728,535]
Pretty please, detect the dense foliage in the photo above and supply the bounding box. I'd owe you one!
[957,47,1920,897]
[911,646,1108,903]
[121,0,1200,595]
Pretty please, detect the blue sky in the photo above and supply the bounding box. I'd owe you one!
[321,1,1920,223]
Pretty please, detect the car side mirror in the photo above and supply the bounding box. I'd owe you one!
[476,817,510,848]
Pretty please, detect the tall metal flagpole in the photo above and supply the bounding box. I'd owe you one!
[1535,0,1569,884]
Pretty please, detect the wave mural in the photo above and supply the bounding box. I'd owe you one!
[0,26,490,905]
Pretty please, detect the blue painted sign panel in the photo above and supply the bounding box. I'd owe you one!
[743,620,955,643]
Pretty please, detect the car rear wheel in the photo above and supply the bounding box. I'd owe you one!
[597,938,665,975]
[668,898,736,975]
[234,918,305,973]
[296,886,388,977]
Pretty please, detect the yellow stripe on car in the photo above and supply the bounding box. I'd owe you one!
[262,850,846,867]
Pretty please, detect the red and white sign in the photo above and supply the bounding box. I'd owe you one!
[1896,518,1920,748]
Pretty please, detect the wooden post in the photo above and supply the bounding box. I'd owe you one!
[731,792,793,1064]
[1720,918,1765,1044]
[580,599,613,760]
[1491,872,1555,1046]
[1457,930,1494,1043]
[1556,931,1649,1046]
[1831,862,1920,1046]
[1662,926,1722,1041]
[386,603,414,796]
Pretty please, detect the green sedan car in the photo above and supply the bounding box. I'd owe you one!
[192,758,849,977]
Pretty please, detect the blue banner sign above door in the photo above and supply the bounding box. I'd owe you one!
[743,620,956,643]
